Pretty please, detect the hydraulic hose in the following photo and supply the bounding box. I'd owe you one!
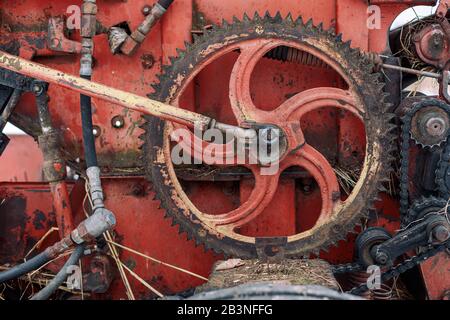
[0,251,51,284]
[80,75,98,168]
[158,0,174,9]
[31,245,85,300]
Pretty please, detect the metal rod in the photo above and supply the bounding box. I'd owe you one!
[35,82,75,238]
[381,63,443,80]
[0,89,21,131]
[0,50,213,130]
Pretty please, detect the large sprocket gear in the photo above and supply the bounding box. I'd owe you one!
[142,13,396,258]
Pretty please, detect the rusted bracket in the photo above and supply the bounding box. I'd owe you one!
[47,17,82,54]
[255,237,288,262]
[436,0,450,19]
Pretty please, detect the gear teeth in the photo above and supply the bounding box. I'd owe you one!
[317,22,324,32]
[386,123,397,133]
[343,40,352,49]
[285,12,294,24]
[232,16,241,24]
[253,11,262,22]
[273,11,283,23]
[150,83,160,94]
[221,19,229,28]
[184,41,192,51]
[192,33,202,42]
[162,64,172,74]
[305,18,314,29]
[385,113,396,122]
[243,13,251,23]
[209,22,219,30]
[169,56,177,65]
[175,48,185,58]
[263,10,271,21]
[335,33,343,42]
[294,16,303,26]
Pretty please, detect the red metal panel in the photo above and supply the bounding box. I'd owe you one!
[420,253,450,300]
[0,135,44,182]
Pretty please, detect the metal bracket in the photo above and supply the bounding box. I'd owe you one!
[255,237,288,262]
[47,17,82,54]
[0,68,36,92]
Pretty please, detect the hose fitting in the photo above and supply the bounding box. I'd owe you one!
[70,166,116,244]
[80,0,97,77]
[71,207,116,244]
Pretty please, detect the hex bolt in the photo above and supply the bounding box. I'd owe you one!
[443,291,450,300]
[111,115,125,129]
[141,54,155,70]
[142,5,152,15]
[425,117,446,136]
[301,178,314,194]
[92,125,101,138]
[32,83,44,96]
[432,224,450,243]
[375,251,389,265]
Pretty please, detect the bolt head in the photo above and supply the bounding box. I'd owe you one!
[376,252,389,265]
[425,117,446,136]
[432,225,450,243]
[111,115,125,129]
[142,5,152,15]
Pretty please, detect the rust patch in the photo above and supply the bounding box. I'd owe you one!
[0,196,27,264]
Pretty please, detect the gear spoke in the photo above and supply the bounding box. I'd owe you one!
[204,165,281,229]
[169,123,240,166]
[283,144,341,225]
[229,40,278,124]
[276,87,363,121]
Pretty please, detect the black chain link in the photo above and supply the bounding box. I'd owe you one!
[332,99,450,295]
[331,262,362,274]
[347,242,449,296]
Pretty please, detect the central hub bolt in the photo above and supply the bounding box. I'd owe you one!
[426,117,446,136]
[375,251,389,265]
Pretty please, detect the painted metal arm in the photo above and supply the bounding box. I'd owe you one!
[0,50,213,130]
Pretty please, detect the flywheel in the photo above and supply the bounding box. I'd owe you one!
[143,13,395,258]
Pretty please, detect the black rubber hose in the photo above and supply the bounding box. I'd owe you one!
[31,245,85,300]
[80,75,98,168]
[158,0,174,9]
[0,251,51,284]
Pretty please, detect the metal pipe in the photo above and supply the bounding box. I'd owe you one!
[119,0,175,56]
[0,89,21,131]
[381,63,444,80]
[0,50,212,130]
[34,81,75,238]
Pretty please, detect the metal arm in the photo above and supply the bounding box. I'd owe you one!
[0,50,213,130]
